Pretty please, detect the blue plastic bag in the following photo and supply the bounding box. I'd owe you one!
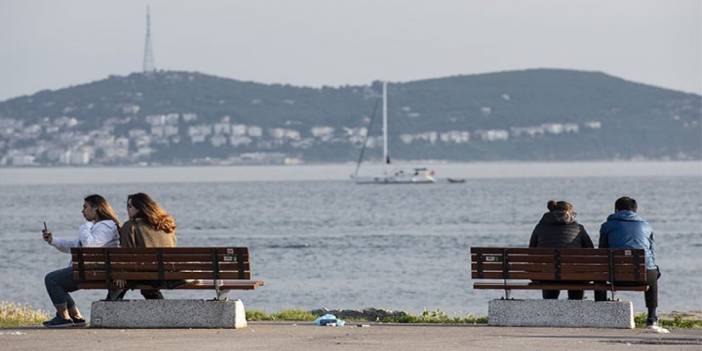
[314,313,346,326]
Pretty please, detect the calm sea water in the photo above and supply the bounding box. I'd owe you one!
[1,162,701,317]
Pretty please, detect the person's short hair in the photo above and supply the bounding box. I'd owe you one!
[615,196,637,212]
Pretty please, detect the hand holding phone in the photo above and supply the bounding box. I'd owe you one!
[42,221,52,243]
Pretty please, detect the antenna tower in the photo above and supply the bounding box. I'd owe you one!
[142,5,156,73]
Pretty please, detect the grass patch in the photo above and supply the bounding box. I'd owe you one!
[0,301,50,328]
[634,312,702,329]
[246,309,316,321]
[247,308,487,324]
[379,309,487,324]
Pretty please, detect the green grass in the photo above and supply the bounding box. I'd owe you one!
[635,312,702,329]
[379,309,488,324]
[0,301,50,328]
[249,309,702,328]
[247,308,487,324]
[246,309,316,321]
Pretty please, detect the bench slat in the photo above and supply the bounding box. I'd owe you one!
[471,255,643,264]
[474,262,644,274]
[471,272,641,282]
[471,271,643,281]
[77,280,264,290]
[473,282,648,291]
[474,263,553,272]
[72,254,248,263]
[74,271,251,281]
[472,255,555,263]
[74,247,249,254]
[471,247,643,256]
[72,262,247,272]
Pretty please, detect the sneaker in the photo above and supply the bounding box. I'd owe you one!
[71,316,87,327]
[42,314,73,328]
[646,322,670,334]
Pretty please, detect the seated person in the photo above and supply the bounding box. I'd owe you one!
[529,200,594,300]
[42,194,120,327]
[595,196,667,332]
[110,192,177,300]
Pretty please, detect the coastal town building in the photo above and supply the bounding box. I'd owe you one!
[0,110,608,166]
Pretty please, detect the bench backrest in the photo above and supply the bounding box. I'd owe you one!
[71,247,251,284]
[470,247,646,283]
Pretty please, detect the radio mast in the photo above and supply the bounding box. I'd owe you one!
[143,5,156,73]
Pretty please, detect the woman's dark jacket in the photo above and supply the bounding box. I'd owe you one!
[529,211,594,248]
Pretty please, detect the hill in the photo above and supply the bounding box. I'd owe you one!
[0,69,700,165]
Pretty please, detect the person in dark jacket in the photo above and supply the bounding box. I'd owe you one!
[529,200,594,300]
[595,196,667,332]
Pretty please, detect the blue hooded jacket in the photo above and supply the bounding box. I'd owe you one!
[599,210,656,269]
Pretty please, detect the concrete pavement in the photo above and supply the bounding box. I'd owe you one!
[2,322,701,351]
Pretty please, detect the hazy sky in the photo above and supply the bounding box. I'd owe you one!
[1,0,701,101]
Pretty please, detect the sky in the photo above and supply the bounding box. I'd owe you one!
[1,0,701,101]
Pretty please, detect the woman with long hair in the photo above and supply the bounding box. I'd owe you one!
[122,192,176,245]
[529,200,594,300]
[42,194,120,327]
[113,192,176,300]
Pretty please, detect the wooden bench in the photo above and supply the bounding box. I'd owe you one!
[71,247,264,300]
[470,247,647,299]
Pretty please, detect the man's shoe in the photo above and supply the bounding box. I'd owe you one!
[42,314,73,328]
[71,316,87,327]
[645,321,670,334]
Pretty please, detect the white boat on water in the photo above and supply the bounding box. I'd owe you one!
[352,167,436,184]
[351,81,436,184]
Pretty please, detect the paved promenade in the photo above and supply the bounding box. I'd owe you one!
[2,323,701,351]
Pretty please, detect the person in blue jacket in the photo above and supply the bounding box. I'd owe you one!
[595,196,665,331]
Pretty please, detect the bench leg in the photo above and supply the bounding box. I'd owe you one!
[214,279,229,301]
[216,289,230,301]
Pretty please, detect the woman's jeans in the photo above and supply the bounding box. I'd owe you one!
[45,266,78,309]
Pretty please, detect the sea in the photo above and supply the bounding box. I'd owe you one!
[1,161,701,318]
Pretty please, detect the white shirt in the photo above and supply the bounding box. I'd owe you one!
[50,220,120,253]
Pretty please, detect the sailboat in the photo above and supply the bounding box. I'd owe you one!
[351,81,436,184]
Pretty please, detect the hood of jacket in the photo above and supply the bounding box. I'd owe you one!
[530,211,593,249]
[606,210,644,223]
[94,219,118,231]
[541,210,575,225]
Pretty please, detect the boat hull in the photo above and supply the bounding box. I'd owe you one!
[352,175,436,184]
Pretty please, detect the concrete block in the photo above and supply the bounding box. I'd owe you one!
[90,299,247,328]
[488,299,634,329]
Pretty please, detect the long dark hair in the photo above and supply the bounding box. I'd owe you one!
[84,194,120,229]
[128,193,176,234]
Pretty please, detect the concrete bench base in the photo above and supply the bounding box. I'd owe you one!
[488,299,634,329]
[90,299,247,328]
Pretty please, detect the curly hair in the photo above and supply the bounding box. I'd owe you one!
[127,193,176,234]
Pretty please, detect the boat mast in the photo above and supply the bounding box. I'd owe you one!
[382,81,389,171]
